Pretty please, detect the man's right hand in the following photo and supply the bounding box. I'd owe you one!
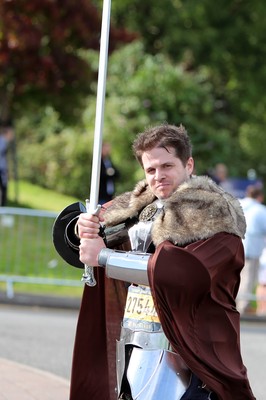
[77,212,106,266]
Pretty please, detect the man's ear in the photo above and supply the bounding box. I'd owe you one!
[186,157,194,175]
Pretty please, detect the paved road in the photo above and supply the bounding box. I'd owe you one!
[0,304,265,399]
[0,304,78,380]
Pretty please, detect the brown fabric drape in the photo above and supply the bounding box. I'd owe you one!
[69,267,126,400]
[148,233,255,400]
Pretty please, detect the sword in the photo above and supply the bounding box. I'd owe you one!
[81,0,112,287]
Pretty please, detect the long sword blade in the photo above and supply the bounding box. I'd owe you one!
[82,0,112,287]
[89,0,112,213]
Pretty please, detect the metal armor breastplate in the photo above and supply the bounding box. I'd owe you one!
[117,285,191,400]
[128,200,164,252]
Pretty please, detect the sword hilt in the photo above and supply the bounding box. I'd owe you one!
[81,264,97,287]
[81,201,101,287]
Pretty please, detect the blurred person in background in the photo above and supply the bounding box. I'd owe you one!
[237,184,266,315]
[211,163,228,186]
[205,163,233,193]
[0,124,14,206]
[99,141,120,205]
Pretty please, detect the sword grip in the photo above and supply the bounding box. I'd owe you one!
[81,200,101,287]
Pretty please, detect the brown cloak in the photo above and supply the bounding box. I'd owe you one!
[69,176,255,400]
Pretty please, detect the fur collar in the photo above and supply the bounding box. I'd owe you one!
[104,176,246,247]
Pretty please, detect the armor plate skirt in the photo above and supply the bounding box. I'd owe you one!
[117,343,190,400]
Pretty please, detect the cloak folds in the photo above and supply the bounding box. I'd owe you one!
[148,235,255,400]
[68,176,255,400]
[69,268,127,400]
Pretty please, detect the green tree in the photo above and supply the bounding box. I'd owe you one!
[0,0,135,125]
[102,42,238,183]
[16,42,241,198]
[109,0,266,179]
[12,0,266,197]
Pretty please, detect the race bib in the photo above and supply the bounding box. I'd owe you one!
[124,285,160,324]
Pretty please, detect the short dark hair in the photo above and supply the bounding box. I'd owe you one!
[246,184,264,199]
[132,123,192,167]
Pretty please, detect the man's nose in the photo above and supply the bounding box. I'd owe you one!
[155,169,165,180]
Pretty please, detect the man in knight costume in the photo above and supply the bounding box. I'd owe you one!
[53,124,255,400]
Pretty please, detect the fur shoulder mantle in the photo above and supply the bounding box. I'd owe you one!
[104,176,246,247]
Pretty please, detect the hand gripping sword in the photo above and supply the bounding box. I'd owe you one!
[81,0,112,287]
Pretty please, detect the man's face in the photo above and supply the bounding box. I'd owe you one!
[142,146,194,199]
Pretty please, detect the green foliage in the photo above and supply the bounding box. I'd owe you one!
[239,120,266,176]
[8,0,266,193]
[16,110,94,199]
[0,0,135,125]
[109,0,266,180]
[14,42,247,197]
[101,42,238,178]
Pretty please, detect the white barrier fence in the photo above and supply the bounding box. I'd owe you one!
[1,207,265,315]
[0,207,82,298]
